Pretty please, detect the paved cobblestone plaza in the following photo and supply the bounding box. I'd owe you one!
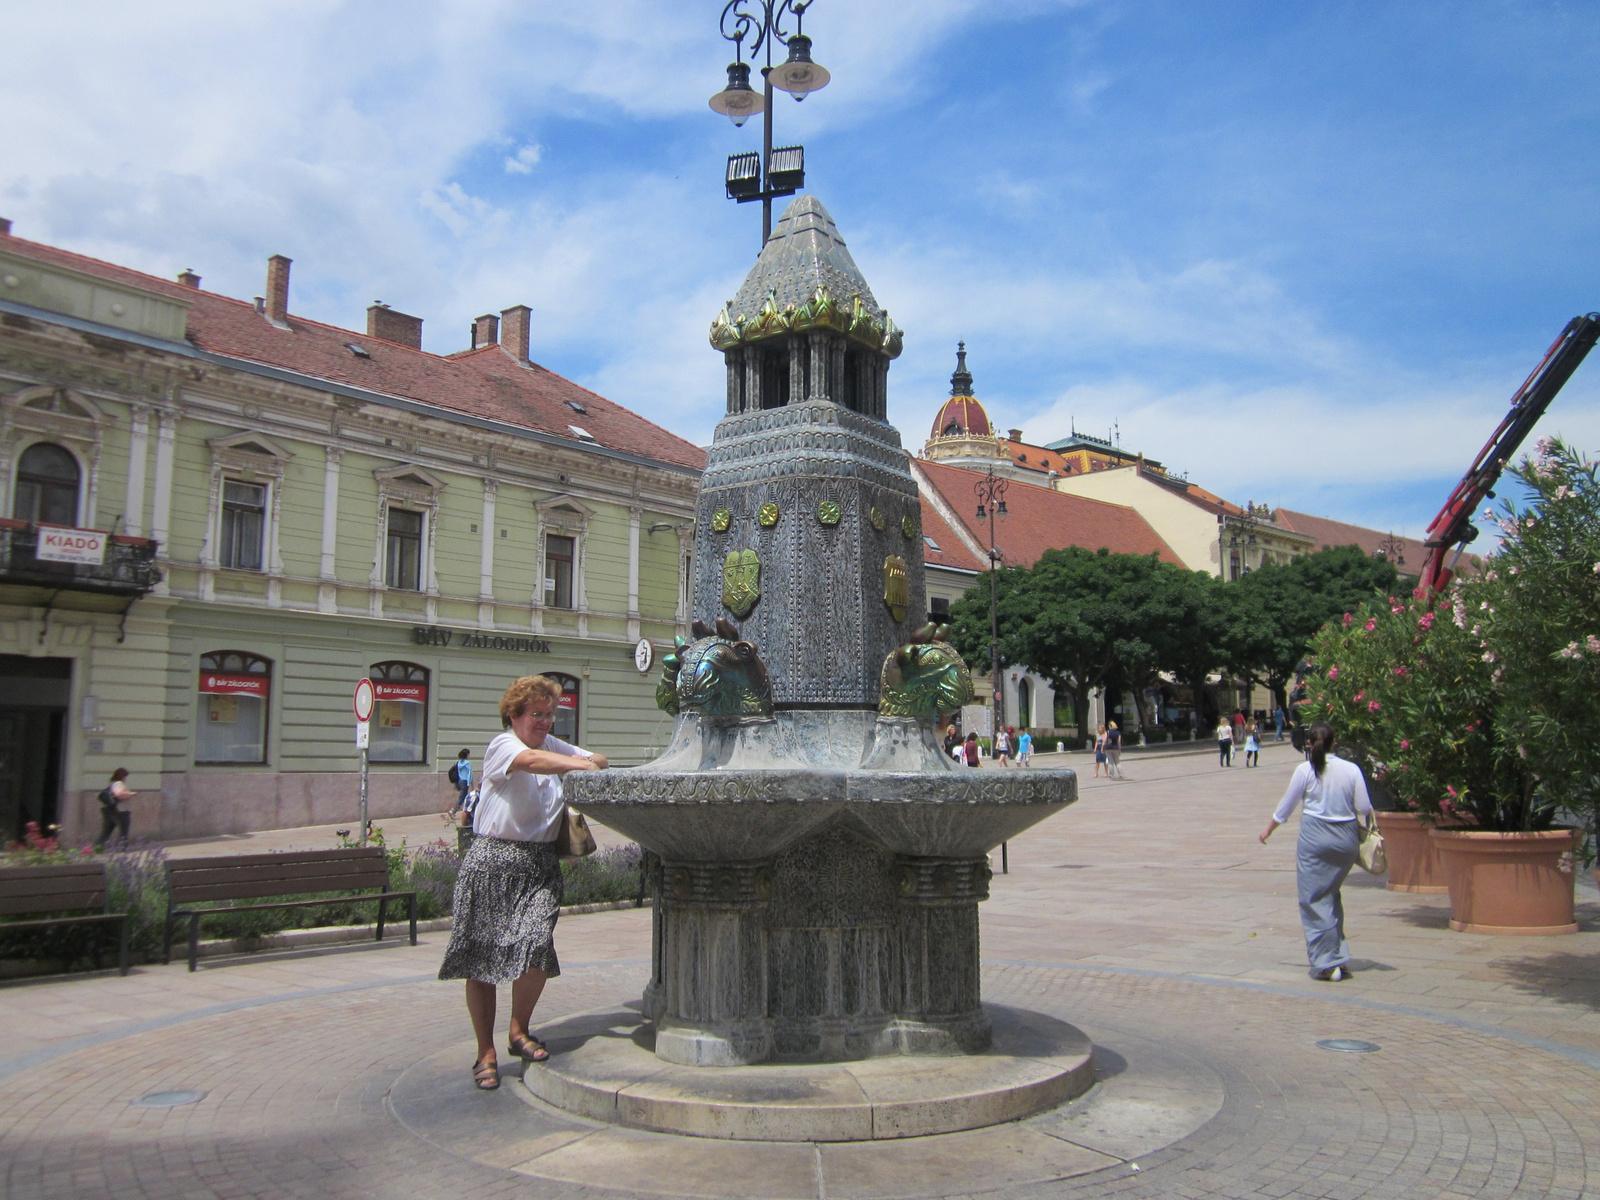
[3,743,1597,1200]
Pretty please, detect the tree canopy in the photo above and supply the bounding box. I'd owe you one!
[1222,546,1401,708]
[945,543,1399,740]
[947,547,1222,742]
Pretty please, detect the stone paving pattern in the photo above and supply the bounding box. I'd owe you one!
[1,741,1595,1199]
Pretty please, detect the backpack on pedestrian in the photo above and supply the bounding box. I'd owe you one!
[447,762,460,785]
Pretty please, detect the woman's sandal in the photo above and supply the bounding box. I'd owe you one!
[1314,966,1348,982]
[473,1058,500,1090]
[508,1034,550,1063]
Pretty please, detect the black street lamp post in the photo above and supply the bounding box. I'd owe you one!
[708,0,831,246]
[974,466,1010,738]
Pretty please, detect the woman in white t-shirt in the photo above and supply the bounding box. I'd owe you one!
[1259,722,1373,981]
[438,675,608,1090]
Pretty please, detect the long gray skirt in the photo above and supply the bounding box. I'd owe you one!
[438,835,563,984]
[1296,815,1359,974]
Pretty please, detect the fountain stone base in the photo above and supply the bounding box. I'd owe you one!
[567,712,1076,1067]
[523,1003,1094,1141]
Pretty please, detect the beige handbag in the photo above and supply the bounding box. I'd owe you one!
[553,805,597,860]
[1356,818,1387,875]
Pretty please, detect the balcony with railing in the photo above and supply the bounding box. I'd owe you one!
[0,520,162,597]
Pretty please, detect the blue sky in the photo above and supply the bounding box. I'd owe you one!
[3,1,1598,538]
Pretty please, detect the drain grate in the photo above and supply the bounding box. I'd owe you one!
[1317,1039,1380,1054]
[131,1089,206,1108]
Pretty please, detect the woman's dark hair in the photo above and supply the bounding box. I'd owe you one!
[966,732,978,741]
[1308,722,1336,778]
[110,767,129,782]
[458,748,470,758]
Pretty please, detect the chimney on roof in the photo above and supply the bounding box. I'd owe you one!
[177,269,201,289]
[366,302,423,350]
[471,313,499,349]
[265,254,291,325]
[0,218,11,236]
[1008,428,1022,442]
[500,305,530,364]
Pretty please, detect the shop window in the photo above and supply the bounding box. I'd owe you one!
[219,480,267,570]
[196,651,271,765]
[12,443,80,526]
[546,672,580,744]
[386,508,423,590]
[369,661,428,763]
[545,535,575,609]
[929,596,951,623]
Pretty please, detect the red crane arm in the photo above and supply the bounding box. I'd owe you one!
[1418,313,1600,596]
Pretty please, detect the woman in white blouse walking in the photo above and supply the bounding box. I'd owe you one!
[438,675,608,1090]
[1259,722,1372,981]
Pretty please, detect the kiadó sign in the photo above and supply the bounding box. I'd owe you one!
[412,626,552,654]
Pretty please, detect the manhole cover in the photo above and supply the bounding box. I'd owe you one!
[1316,1039,1380,1054]
[130,1089,206,1108]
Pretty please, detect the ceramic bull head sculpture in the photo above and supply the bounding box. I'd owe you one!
[655,618,775,719]
[878,622,975,720]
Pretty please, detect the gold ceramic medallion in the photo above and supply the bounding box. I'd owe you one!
[722,549,761,619]
[869,506,886,531]
[711,508,732,533]
[901,515,917,539]
[757,502,780,528]
[883,554,910,622]
[817,500,842,527]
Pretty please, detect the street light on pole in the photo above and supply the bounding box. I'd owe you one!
[974,465,1010,737]
[708,0,831,247]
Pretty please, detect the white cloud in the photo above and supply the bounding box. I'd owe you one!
[504,144,543,174]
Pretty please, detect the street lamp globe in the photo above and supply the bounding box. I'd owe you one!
[709,61,765,126]
[769,34,830,100]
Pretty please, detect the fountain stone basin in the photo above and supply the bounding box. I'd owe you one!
[565,713,1076,1068]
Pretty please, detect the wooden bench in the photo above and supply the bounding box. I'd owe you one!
[164,847,417,972]
[0,862,129,975]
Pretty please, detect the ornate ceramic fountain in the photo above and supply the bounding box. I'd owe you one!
[563,197,1078,1071]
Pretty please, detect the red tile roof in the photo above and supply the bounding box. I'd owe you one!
[1002,437,1070,477]
[0,234,707,472]
[1273,509,1425,568]
[918,500,985,572]
[914,457,1184,569]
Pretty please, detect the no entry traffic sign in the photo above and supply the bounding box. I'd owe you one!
[353,678,375,723]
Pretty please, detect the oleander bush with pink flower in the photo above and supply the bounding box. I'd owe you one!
[1307,437,1600,863]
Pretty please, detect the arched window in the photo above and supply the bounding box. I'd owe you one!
[1016,678,1031,730]
[546,672,580,745]
[13,443,80,526]
[369,662,429,763]
[196,651,271,764]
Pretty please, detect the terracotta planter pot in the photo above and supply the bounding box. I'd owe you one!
[1373,811,1449,893]
[1429,827,1579,935]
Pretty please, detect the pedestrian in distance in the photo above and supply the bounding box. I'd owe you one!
[994,726,1011,767]
[1259,722,1373,982]
[1216,718,1233,767]
[448,748,473,818]
[1017,728,1033,768]
[1244,721,1261,768]
[1273,707,1286,742]
[943,724,960,761]
[1093,723,1108,778]
[962,732,982,767]
[95,768,135,848]
[1232,709,1245,746]
[438,675,609,1091]
[1105,721,1124,779]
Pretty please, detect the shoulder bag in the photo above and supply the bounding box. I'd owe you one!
[1356,817,1387,875]
[553,805,597,860]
